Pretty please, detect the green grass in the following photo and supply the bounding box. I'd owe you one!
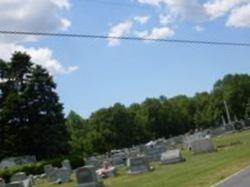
[36,130,250,187]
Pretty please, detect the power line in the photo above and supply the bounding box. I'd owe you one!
[0,30,250,47]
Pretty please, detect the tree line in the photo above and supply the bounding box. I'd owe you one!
[1,52,250,160]
[66,70,250,156]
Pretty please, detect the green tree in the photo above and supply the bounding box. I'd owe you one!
[66,111,92,155]
[0,52,69,159]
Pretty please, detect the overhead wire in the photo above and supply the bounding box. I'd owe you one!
[0,30,249,47]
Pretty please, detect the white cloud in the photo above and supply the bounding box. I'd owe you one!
[0,43,78,75]
[108,21,133,46]
[51,0,71,9]
[137,0,163,6]
[226,3,250,27]
[194,25,205,32]
[137,0,208,22]
[0,0,71,43]
[159,14,173,25]
[134,16,150,24]
[204,0,249,19]
[137,0,250,29]
[135,27,175,40]
[0,0,78,75]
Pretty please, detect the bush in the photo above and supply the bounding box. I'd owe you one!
[0,154,85,182]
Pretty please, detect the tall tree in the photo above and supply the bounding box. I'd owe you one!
[0,52,69,159]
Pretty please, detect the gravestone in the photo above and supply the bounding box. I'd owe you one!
[0,178,5,187]
[85,157,103,169]
[109,152,126,166]
[5,183,24,187]
[9,172,32,187]
[10,173,27,183]
[0,156,36,169]
[190,138,215,154]
[62,160,72,171]
[184,132,206,149]
[161,149,184,164]
[144,146,164,162]
[46,167,59,183]
[127,155,150,174]
[43,164,53,176]
[210,127,227,137]
[75,166,104,187]
[57,168,71,183]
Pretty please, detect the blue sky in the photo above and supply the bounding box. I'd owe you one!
[0,0,250,118]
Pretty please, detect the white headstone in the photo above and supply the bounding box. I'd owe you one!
[161,149,184,164]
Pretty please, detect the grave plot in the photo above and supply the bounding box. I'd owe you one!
[75,166,104,187]
[56,168,71,183]
[190,138,215,154]
[85,156,104,169]
[108,151,127,167]
[161,149,185,165]
[62,160,72,172]
[43,163,72,184]
[127,155,150,174]
[0,178,5,187]
[6,172,32,187]
[0,156,36,169]
[144,146,164,162]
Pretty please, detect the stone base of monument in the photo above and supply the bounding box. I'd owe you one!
[160,149,185,165]
[190,138,215,154]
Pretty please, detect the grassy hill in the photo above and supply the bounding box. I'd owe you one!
[37,130,250,187]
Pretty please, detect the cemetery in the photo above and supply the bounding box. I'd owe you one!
[0,128,249,187]
[1,84,250,187]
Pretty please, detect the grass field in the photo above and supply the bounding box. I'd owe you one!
[36,130,250,187]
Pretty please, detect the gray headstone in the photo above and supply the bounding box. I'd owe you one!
[62,160,72,171]
[109,152,126,166]
[190,138,215,154]
[43,164,53,176]
[0,156,36,169]
[0,179,5,187]
[10,173,27,182]
[5,182,24,187]
[145,147,163,162]
[7,178,32,187]
[210,127,227,136]
[57,168,71,183]
[127,156,150,174]
[46,167,58,183]
[75,166,104,187]
[85,157,103,169]
[161,149,184,164]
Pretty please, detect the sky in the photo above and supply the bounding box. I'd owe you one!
[0,0,250,118]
